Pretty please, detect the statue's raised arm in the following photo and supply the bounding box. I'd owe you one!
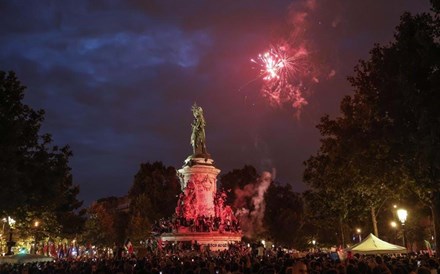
[190,103,209,157]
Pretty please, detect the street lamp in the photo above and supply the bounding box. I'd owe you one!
[390,221,398,244]
[356,228,362,242]
[33,220,40,254]
[311,239,316,252]
[4,216,16,255]
[397,209,408,249]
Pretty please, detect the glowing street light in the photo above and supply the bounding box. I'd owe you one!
[397,209,407,223]
[356,228,362,242]
[390,221,398,244]
[397,209,408,249]
[33,220,41,254]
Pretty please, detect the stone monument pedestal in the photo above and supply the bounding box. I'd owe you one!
[158,155,242,250]
[177,157,219,219]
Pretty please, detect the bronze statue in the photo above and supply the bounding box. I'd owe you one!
[190,103,208,156]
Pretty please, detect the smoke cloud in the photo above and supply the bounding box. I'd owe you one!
[235,171,272,238]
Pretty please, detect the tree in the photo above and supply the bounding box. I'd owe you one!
[346,8,440,253]
[126,162,180,239]
[303,151,369,246]
[303,94,404,242]
[302,190,343,247]
[82,197,120,247]
[305,2,440,253]
[0,71,84,237]
[263,183,303,247]
[126,193,153,243]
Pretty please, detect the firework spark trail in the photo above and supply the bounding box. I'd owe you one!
[250,43,310,113]
[240,0,325,115]
[251,45,307,81]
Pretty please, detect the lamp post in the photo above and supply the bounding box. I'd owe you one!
[1,219,6,255]
[390,221,397,244]
[397,209,408,249]
[356,228,362,242]
[33,220,40,254]
[4,217,16,255]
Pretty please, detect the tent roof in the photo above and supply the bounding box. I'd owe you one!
[346,233,407,254]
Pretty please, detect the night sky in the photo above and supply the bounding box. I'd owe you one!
[0,0,431,205]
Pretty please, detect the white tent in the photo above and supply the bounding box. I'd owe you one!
[346,233,407,254]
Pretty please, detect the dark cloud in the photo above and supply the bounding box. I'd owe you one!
[0,0,431,205]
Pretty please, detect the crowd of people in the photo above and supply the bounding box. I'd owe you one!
[152,216,241,235]
[0,241,438,274]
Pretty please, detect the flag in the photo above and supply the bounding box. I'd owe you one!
[425,240,433,257]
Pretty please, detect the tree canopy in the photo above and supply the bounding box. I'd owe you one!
[264,183,303,247]
[126,161,180,241]
[0,71,84,237]
[304,3,440,252]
